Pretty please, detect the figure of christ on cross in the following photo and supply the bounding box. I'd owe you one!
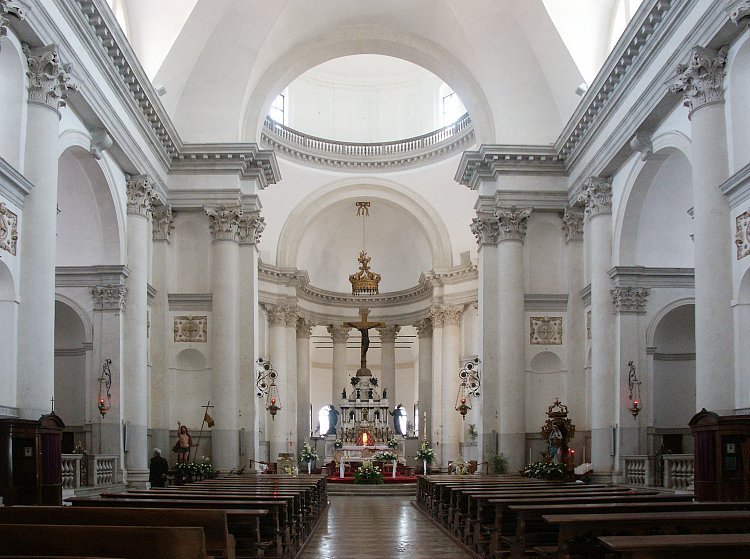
[344,307,384,375]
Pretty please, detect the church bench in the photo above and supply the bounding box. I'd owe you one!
[0,506,236,559]
[506,500,750,559]
[597,533,750,559]
[544,510,750,559]
[0,524,209,559]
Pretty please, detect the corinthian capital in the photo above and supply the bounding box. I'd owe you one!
[470,212,500,246]
[205,205,242,241]
[669,46,729,114]
[578,177,612,217]
[413,318,433,337]
[729,1,750,26]
[327,324,350,344]
[92,285,127,311]
[495,206,532,242]
[23,44,78,111]
[296,317,314,338]
[441,304,464,324]
[611,287,650,314]
[152,205,174,241]
[238,213,266,245]
[266,304,289,326]
[377,325,400,343]
[126,175,155,217]
[1,1,25,49]
[561,207,584,242]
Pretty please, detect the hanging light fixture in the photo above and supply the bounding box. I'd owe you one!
[455,358,481,420]
[257,357,282,419]
[97,359,112,417]
[627,360,641,418]
[349,201,381,296]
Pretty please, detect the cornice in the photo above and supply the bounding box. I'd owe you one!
[524,294,569,312]
[720,161,750,206]
[167,293,213,311]
[295,274,433,308]
[494,190,569,212]
[55,265,128,287]
[171,144,280,188]
[580,284,591,307]
[421,264,478,287]
[609,266,695,288]
[455,145,566,190]
[0,156,32,208]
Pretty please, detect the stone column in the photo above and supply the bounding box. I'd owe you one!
[328,325,350,404]
[430,308,444,463]
[266,305,288,460]
[670,46,734,411]
[470,202,501,459]
[414,318,433,440]
[562,208,587,433]
[123,176,155,483]
[238,212,264,463]
[149,206,174,459]
[205,206,242,471]
[580,177,616,476]
[612,287,650,472]
[16,45,77,419]
[378,325,400,403]
[496,206,531,471]
[284,309,299,457]
[440,305,463,465]
[296,318,313,457]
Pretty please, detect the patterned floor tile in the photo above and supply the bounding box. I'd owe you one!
[299,496,474,558]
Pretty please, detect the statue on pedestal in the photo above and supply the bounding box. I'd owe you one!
[327,405,340,435]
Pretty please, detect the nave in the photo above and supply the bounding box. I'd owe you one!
[299,495,473,559]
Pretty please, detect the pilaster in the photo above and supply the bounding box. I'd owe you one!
[378,325,400,404]
[414,318,433,440]
[440,305,463,465]
[328,324,350,406]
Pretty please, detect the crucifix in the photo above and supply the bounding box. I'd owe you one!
[50,396,55,413]
[191,400,214,462]
[344,307,384,375]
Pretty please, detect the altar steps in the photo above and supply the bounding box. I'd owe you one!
[328,483,416,496]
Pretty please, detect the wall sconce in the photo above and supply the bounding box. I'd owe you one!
[97,359,112,417]
[455,357,481,420]
[627,360,641,418]
[257,357,281,420]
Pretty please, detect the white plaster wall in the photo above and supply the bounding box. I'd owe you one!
[169,346,211,430]
[173,211,211,293]
[525,213,564,293]
[525,348,567,432]
[54,300,87,426]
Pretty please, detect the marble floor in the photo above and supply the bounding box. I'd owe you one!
[299,496,475,558]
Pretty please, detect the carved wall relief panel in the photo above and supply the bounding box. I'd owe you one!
[736,210,750,260]
[530,316,563,345]
[0,202,18,255]
[174,315,208,342]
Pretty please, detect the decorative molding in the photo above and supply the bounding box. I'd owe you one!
[653,352,696,361]
[205,205,241,242]
[581,284,591,307]
[55,347,87,357]
[729,1,750,26]
[0,405,18,418]
[586,310,591,340]
[530,316,563,345]
[377,325,401,343]
[721,161,750,206]
[414,318,433,337]
[494,190,570,212]
[669,45,729,115]
[579,176,612,216]
[422,264,478,287]
[524,294,569,312]
[151,205,174,241]
[23,44,78,111]
[296,317,314,338]
[266,304,291,327]
[172,144,280,188]
[496,206,532,242]
[263,114,474,172]
[238,213,265,245]
[56,265,128,288]
[736,210,750,259]
[611,287,651,314]
[629,130,653,161]
[0,1,26,49]
[89,128,112,160]
[561,207,584,243]
[327,324,350,343]
[439,304,463,325]
[0,202,18,255]
[167,293,212,311]
[126,175,155,217]
[91,284,127,311]
[173,315,207,342]
[455,145,566,189]
[609,266,694,288]
[0,157,33,208]
[284,308,299,328]
[470,212,500,246]
[430,306,445,327]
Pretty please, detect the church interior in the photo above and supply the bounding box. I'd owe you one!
[2,0,750,557]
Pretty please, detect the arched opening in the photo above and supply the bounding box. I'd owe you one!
[652,304,695,454]
[0,260,17,411]
[54,300,88,427]
[729,34,750,170]
[735,269,750,408]
[0,37,26,168]
[526,351,566,432]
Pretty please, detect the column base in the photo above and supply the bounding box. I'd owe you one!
[591,426,615,477]
[124,423,148,474]
[211,428,240,471]
[126,469,150,489]
[498,431,526,472]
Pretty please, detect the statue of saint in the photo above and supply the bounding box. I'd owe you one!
[327,405,340,435]
[390,404,407,436]
[341,388,347,399]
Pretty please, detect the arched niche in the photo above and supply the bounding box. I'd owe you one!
[650,303,695,432]
[169,348,210,429]
[276,179,453,290]
[0,34,27,168]
[0,260,17,407]
[728,32,750,170]
[735,269,750,408]
[615,140,693,267]
[56,144,122,266]
[526,351,566,432]
[54,299,89,426]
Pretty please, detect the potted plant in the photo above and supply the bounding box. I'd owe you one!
[416,441,435,475]
[333,439,344,450]
[521,461,565,480]
[467,423,479,444]
[300,442,318,474]
[489,453,509,475]
[386,437,398,449]
[354,460,384,484]
[373,450,399,478]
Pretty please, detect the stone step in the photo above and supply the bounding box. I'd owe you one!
[328,483,416,496]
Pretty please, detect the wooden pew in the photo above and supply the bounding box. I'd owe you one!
[0,506,235,559]
[597,534,750,559]
[0,525,208,559]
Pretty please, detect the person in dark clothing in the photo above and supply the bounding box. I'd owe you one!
[149,448,169,487]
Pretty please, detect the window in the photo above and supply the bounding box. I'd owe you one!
[269,92,286,124]
[439,83,466,126]
[318,405,330,436]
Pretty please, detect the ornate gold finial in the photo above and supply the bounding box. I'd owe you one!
[349,251,381,295]
[355,201,370,216]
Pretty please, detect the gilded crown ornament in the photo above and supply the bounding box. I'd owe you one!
[349,201,382,295]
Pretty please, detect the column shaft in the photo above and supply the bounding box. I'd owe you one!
[329,326,349,405]
[378,326,399,403]
[285,311,298,457]
[415,320,433,441]
[440,308,462,464]
[267,306,288,460]
[296,319,312,458]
